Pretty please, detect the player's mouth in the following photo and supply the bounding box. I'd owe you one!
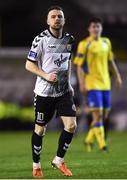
[55,22,61,25]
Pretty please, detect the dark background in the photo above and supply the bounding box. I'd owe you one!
[0,0,127,55]
[0,0,127,131]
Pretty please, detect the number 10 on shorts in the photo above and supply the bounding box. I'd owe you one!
[37,112,44,121]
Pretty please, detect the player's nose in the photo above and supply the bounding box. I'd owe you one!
[55,16,61,21]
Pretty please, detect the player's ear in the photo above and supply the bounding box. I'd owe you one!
[46,13,50,25]
[47,17,49,25]
[63,18,66,25]
[87,23,91,33]
[101,26,103,32]
[88,27,90,33]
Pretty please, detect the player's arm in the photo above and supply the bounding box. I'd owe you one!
[107,39,122,87]
[109,60,122,87]
[25,60,57,82]
[73,41,87,95]
[76,65,87,95]
[25,36,57,82]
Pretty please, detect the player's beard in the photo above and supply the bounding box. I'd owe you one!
[52,23,63,31]
[50,23,64,38]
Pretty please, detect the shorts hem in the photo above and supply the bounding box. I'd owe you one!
[60,114,76,117]
[88,107,111,111]
[88,107,103,111]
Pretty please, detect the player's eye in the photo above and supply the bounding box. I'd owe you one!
[51,15,56,19]
[58,15,63,19]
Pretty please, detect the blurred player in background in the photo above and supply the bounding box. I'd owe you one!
[25,6,77,178]
[74,17,122,152]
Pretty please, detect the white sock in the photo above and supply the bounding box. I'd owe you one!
[54,156,64,164]
[33,162,41,169]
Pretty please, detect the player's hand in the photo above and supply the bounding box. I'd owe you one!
[45,71,58,82]
[79,84,87,95]
[116,75,122,88]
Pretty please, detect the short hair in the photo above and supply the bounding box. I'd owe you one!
[88,17,103,26]
[47,6,63,14]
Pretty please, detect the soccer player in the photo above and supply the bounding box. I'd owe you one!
[74,17,122,151]
[25,6,77,178]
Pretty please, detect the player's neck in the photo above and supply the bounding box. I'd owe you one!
[49,27,63,39]
[90,35,101,41]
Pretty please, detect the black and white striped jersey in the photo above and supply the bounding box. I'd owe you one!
[27,29,74,97]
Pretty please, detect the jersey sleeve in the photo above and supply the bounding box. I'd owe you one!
[73,41,85,66]
[27,36,42,62]
[68,35,75,60]
[107,38,114,61]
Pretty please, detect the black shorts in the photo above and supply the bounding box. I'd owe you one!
[34,92,76,126]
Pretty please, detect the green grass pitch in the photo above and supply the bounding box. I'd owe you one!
[0,131,127,179]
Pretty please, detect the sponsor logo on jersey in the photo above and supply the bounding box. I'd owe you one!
[54,54,68,67]
[28,51,37,59]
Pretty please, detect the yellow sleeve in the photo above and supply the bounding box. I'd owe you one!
[73,41,86,66]
[107,38,114,61]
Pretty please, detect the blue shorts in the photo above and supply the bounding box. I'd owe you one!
[87,90,111,110]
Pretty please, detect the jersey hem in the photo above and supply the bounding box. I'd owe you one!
[33,89,70,98]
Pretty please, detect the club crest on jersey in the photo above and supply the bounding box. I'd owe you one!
[66,44,72,51]
[102,42,108,49]
[28,51,37,58]
[54,54,68,67]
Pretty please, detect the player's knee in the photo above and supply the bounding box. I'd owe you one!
[34,124,46,136]
[65,120,77,133]
[93,111,103,121]
[91,111,103,126]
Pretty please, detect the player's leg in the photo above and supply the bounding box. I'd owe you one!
[32,125,46,177]
[103,109,110,139]
[57,116,77,158]
[103,90,111,139]
[52,92,77,176]
[91,109,107,150]
[32,94,55,178]
[85,90,100,149]
[83,106,93,142]
[85,111,95,152]
[52,116,77,176]
[85,90,106,150]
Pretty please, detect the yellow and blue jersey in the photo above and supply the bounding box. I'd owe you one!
[74,36,114,91]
